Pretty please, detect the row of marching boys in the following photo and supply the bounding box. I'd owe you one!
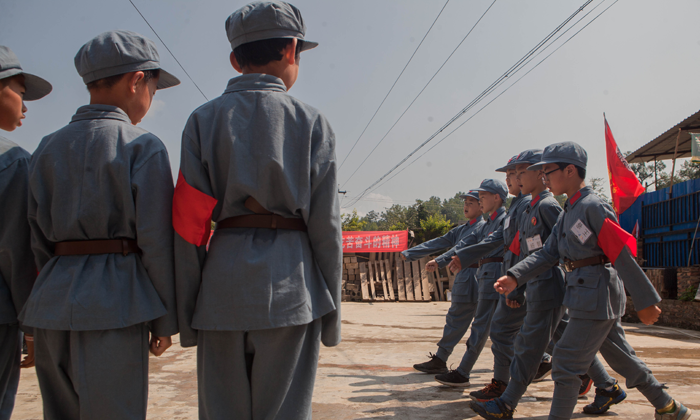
[0,1,342,420]
[401,147,692,420]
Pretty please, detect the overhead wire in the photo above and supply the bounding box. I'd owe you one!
[337,0,450,172]
[340,0,499,189]
[344,0,598,208]
[127,0,209,101]
[366,0,618,195]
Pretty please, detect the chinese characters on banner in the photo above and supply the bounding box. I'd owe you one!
[342,231,409,252]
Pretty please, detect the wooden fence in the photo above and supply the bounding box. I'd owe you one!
[342,252,455,302]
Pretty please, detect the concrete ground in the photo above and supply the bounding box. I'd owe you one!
[12,302,700,419]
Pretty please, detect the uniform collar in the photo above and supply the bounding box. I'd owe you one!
[565,186,591,211]
[530,189,552,207]
[469,217,480,226]
[490,206,506,221]
[224,73,288,94]
[70,104,131,124]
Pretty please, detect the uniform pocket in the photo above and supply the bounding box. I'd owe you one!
[563,266,601,312]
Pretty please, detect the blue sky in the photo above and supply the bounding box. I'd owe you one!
[2,0,699,215]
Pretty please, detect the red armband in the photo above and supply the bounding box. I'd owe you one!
[172,171,218,246]
[508,231,521,256]
[596,218,637,264]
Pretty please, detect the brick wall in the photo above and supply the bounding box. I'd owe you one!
[677,266,700,298]
[623,298,700,331]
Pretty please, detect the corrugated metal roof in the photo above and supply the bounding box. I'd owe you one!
[626,109,700,163]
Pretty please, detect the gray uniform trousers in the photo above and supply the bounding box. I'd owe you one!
[500,309,616,408]
[0,324,20,420]
[488,295,527,383]
[549,317,671,419]
[435,301,478,362]
[34,324,149,420]
[456,298,499,378]
[198,319,321,420]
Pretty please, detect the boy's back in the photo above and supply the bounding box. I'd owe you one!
[176,72,341,343]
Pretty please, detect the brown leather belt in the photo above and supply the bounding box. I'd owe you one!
[468,263,479,269]
[479,257,504,267]
[54,239,141,256]
[217,215,307,232]
[562,255,610,273]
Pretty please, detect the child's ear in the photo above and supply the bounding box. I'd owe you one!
[128,71,145,93]
[230,52,243,74]
[284,38,297,65]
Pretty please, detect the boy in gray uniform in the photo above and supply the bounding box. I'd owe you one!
[437,154,531,393]
[20,31,180,419]
[0,46,51,420]
[495,141,691,420]
[471,151,618,419]
[433,179,508,387]
[405,190,485,374]
[172,2,341,419]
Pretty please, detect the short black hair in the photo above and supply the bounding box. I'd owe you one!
[557,162,586,179]
[233,38,303,68]
[0,74,24,88]
[86,69,160,91]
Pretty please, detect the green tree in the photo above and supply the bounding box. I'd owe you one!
[417,213,452,243]
[341,209,365,231]
[590,177,612,205]
[678,160,700,181]
[441,192,467,225]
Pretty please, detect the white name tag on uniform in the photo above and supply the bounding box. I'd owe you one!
[504,216,511,230]
[526,234,543,251]
[571,219,593,244]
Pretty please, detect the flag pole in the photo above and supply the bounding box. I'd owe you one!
[670,127,682,196]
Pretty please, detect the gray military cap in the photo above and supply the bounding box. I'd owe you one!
[74,30,180,90]
[0,46,52,101]
[459,190,480,201]
[473,179,508,202]
[495,155,518,173]
[511,149,543,167]
[225,1,318,52]
[528,141,587,171]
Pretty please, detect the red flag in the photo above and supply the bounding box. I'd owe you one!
[631,220,639,239]
[508,231,521,256]
[605,117,645,215]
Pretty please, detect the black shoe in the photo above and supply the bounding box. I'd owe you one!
[579,374,593,396]
[583,382,627,414]
[435,369,470,387]
[532,361,552,382]
[413,353,448,374]
[469,378,508,402]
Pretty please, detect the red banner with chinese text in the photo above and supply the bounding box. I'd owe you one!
[342,231,409,253]
[605,117,645,215]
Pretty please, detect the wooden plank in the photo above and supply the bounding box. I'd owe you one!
[359,262,370,301]
[436,271,444,301]
[396,259,407,301]
[367,259,377,301]
[376,261,389,301]
[419,257,432,301]
[383,259,395,301]
[404,260,415,301]
[411,260,423,301]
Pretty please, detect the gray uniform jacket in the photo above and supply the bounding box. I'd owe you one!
[0,137,36,330]
[517,190,564,311]
[174,74,341,348]
[454,194,531,301]
[446,206,507,300]
[508,187,660,319]
[19,105,178,337]
[402,217,485,302]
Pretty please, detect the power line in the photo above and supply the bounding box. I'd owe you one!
[367,0,617,195]
[127,0,209,101]
[344,0,596,208]
[340,0,498,188]
[337,0,450,172]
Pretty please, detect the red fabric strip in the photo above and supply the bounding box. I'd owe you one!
[172,170,218,246]
[569,190,582,206]
[597,218,637,263]
[508,231,521,256]
[531,194,542,207]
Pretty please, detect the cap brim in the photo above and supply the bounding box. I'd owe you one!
[495,164,514,173]
[527,159,564,171]
[1,71,53,101]
[156,69,181,90]
[300,40,318,52]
